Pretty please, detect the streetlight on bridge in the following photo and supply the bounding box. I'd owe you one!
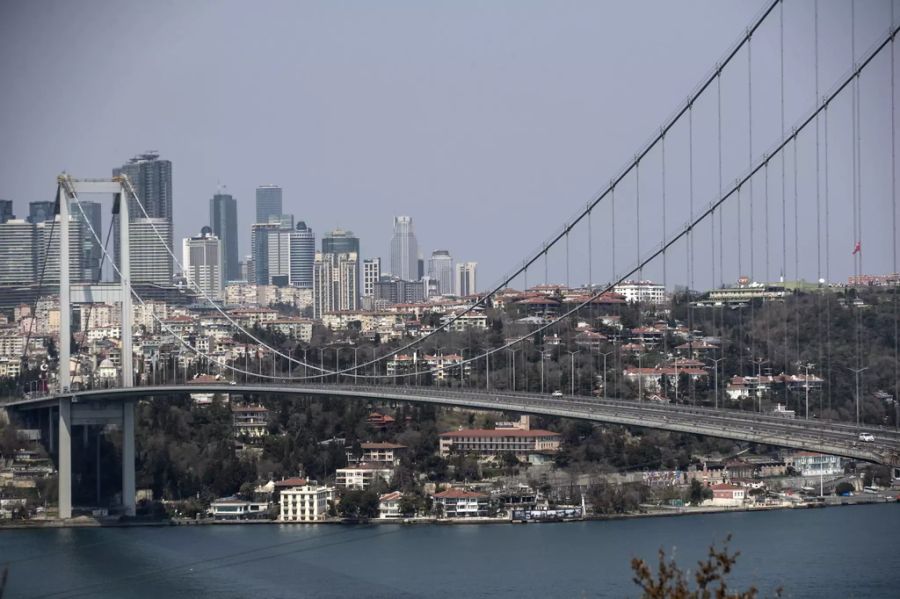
[848,366,869,428]
[707,356,726,409]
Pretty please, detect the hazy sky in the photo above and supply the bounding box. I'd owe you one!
[1,0,896,291]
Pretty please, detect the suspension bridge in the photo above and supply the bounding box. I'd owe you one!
[4,0,900,517]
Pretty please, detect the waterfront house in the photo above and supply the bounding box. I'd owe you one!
[708,483,746,508]
[279,484,334,522]
[378,491,403,519]
[209,496,269,520]
[432,488,490,518]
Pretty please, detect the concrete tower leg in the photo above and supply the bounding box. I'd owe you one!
[119,186,133,389]
[58,398,72,519]
[122,400,136,516]
[58,182,70,392]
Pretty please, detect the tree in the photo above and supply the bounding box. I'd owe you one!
[338,489,379,520]
[688,479,712,506]
[631,535,780,598]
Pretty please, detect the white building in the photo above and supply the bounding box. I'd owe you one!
[613,280,666,305]
[785,452,843,477]
[455,262,477,296]
[428,250,454,295]
[130,217,173,285]
[363,258,381,299]
[432,489,489,518]
[334,463,394,490]
[279,484,334,522]
[390,216,418,281]
[708,483,746,507]
[183,228,224,301]
[378,491,403,519]
[313,251,359,319]
[209,497,270,520]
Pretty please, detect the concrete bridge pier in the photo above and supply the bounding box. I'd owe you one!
[122,400,136,516]
[56,398,137,518]
[58,398,72,519]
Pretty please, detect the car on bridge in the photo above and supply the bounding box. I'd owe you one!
[551,390,563,398]
[858,432,875,442]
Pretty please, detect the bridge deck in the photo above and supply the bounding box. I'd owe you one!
[4,384,899,466]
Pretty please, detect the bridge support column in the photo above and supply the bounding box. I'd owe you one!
[58,398,72,519]
[122,400,136,516]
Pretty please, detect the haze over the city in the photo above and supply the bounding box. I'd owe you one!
[1,0,894,289]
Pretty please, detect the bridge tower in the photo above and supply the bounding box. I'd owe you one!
[56,175,136,518]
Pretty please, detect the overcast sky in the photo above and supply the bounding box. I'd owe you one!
[0,0,896,291]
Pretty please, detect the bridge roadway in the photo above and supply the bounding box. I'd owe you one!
[6,383,900,466]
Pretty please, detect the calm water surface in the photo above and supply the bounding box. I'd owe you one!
[1,504,898,598]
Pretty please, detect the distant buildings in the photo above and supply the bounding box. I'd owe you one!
[322,228,360,256]
[613,280,666,305]
[373,276,425,306]
[363,258,381,299]
[438,428,561,458]
[0,199,13,223]
[312,251,359,318]
[0,219,36,284]
[130,218,173,286]
[255,185,283,225]
[27,201,55,224]
[289,222,315,288]
[249,221,282,285]
[182,227,224,300]
[390,216,418,281]
[209,192,240,282]
[428,250,454,295]
[114,152,174,284]
[455,262,477,296]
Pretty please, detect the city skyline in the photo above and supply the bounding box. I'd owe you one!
[3,2,894,291]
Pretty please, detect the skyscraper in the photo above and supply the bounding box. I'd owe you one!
[249,222,281,285]
[0,199,15,223]
[209,192,239,282]
[0,219,35,284]
[322,229,360,302]
[256,185,283,224]
[313,251,359,318]
[28,201,56,223]
[183,227,224,300]
[129,218,172,286]
[363,258,381,298]
[428,250,454,295]
[322,228,360,255]
[390,216,418,281]
[290,222,316,288]
[113,152,174,283]
[36,217,89,284]
[75,200,102,282]
[267,226,292,286]
[455,262,478,296]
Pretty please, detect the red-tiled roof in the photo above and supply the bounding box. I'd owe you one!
[275,477,308,487]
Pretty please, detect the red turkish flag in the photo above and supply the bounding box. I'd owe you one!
[852,241,861,255]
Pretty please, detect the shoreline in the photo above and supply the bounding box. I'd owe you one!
[2,494,895,531]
